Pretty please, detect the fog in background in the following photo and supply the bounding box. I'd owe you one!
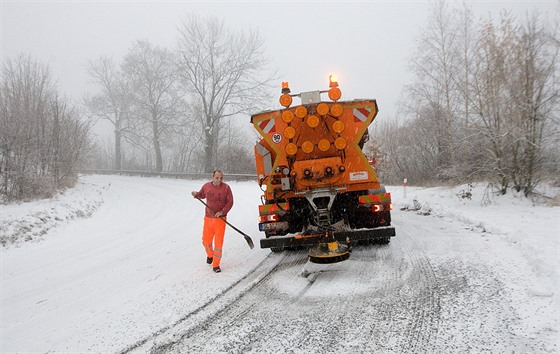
[3,0,557,136]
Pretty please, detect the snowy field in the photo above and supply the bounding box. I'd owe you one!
[1,174,558,353]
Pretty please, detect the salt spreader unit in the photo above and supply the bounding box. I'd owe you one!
[250,76,396,263]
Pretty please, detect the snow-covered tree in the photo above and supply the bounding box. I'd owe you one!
[176,15,275,173]
[0,55,92,201]
[390,3,559,193]
[122,40,184,173]
[85,57,134,170]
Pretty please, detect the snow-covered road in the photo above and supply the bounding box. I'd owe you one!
[143,214,554,353]
[1,175,558,353]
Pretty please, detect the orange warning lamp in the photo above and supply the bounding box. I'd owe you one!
[317,103,329,116]
[329,75,338,88]
[280,94,292,107]
[280,81,292,107]
[330,103,343,117]
[285,143,298,156]
[328,75,341,101]
[281,81,291,94]
[328,87,342,101]
[318,139,331,152]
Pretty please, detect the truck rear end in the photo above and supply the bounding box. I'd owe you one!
[250,76,395,262]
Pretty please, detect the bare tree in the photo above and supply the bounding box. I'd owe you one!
[391,3,559,191]
[372,114,443,185]
[166,99,204,172]
[468,15,517,193]
[122,40,183,172]
[85,57,134,170]
[1,54,92,201]
[506,13,559,195]
[51,94,94,185]
[1,55,53,199]
[467,12,559,195]
[405,0,463,181]
[218,118,256,174]
[454,2,484,178]
[176,15,276,173]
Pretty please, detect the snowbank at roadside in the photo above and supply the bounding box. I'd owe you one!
[0,177,109,247]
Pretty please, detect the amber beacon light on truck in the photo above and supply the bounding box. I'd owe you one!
[250,75,396,264]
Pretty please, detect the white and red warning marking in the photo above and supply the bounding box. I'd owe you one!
[353,107,371,122]
[259,119,276,134]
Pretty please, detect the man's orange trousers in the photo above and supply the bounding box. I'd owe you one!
[202,216,226,268]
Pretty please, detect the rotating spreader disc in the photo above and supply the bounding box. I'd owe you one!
[308,239,350,264]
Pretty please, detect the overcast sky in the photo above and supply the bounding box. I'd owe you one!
[2,0,558,136]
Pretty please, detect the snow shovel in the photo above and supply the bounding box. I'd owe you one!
[195,197,254,249]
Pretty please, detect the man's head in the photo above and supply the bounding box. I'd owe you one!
[212,170,224,186]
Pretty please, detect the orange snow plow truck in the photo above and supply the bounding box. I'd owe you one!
[250,76,396,263]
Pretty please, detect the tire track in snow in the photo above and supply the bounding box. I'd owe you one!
[392,211,544,352]
[121,252,290,354]
[166,250,311,353]
[334,234,441,353]
[156,236,443,353]
[392,229,441,352]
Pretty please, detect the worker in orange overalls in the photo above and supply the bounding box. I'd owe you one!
[191,169,234,273]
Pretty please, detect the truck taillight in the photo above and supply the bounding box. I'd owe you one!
[372,204,393,212]
[259,214,279,222]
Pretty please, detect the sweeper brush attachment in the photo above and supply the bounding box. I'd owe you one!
[307,232,350,264]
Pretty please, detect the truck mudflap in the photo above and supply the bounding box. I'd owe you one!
[260,226,396,249]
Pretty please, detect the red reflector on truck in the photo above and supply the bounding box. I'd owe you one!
[259,214,279,222]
